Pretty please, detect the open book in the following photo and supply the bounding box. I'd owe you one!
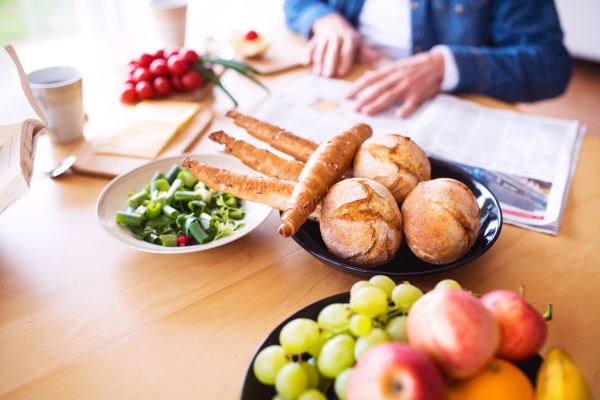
[0,45,48,215]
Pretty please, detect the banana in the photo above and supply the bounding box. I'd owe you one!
[536,348,593,400]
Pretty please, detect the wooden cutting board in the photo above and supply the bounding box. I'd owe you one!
[71,108,213,179]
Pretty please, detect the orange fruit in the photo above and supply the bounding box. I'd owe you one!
[446,358,534,400]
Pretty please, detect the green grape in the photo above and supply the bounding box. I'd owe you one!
[391,283,423,313]
[297,388,328,400]
[317,334,356,378]
[280,318,321,354]
[369,275,396,298]
[350,280,374,297]
[354,328,389,360]
[302,361,319,389]
[317,303,352,329]
[275,362,308,399]
[349,314,372,337]
[334,368,353,400]
[272,396,286,400]
[350,286,388,318]
[309,357,333,392]
[307,339,324,358]
[435,279,462,290]
[253,345,290,385]
[385,316,408,343]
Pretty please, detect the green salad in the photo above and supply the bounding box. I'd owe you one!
[115,164,246,247]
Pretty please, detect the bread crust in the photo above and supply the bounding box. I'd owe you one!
[279,123,372,238]
[401,178,480,264]
[182,157,321,221]
[209,131,304,182]
[320,178,403,268]
[353,134,431,205]
[226,110,319,162]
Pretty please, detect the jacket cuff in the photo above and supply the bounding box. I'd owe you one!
[443,45,489,93]
[431,45,460,92]
[294,4,339,38]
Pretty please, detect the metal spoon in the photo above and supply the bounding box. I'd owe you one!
[42,156,77,178]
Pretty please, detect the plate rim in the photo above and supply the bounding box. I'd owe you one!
[96,152,273,254]
[290,158,504,277]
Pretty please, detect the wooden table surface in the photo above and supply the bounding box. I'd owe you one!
[2,3,600,399]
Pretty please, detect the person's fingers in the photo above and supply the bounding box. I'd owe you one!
[304,39,316,66]
[345,68,389,99]
[353,74,403,110]
[322,36,342,77]
[336,35,357,77]
[359,81,411,115]
[312,37,328,75]
[395,94,422,118]
[358,42,380,64]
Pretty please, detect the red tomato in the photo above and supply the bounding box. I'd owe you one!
[153,76,172,96]
[135,81,154,99]
[153,49,165,59]
[179,48,199,65]
[132,67,153,83]
[121,83,137,104]
[171,75,183,92]
[138,53,154,68]
[125,77,136,85]
[163,46,180,59]
[126,62,139,75]
[149,58,168,76]
[245,30,258,40]
[181,71,202,90]
[167,55,188,75]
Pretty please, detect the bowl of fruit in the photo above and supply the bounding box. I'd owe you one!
[120,47,268,105]
[242,277,591,400]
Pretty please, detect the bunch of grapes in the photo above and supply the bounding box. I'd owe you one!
[253,276,462,400]
[121,47,204,104]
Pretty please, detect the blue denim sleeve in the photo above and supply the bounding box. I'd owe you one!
[284,0,340,38]
[446,0,572,102]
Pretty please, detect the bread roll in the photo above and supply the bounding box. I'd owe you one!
[320,178,403,268]
[401,178,480,264]
[353,134,430,205]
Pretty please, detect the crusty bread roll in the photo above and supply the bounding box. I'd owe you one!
[320,178,403,268]
[401,178,480,264]
[353,134,431,205]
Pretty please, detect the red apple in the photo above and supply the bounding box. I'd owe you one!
[480,290,548,362]
[407,288,499,379]
[348,342,443,400]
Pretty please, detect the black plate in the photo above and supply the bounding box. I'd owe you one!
[290,158,503,279]
[241,292,542,400]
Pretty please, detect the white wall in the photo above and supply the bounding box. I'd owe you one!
[554,0,600,62]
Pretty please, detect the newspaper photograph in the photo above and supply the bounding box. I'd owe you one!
[235,75,584,235]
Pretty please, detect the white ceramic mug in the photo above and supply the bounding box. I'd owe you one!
[151,0,188,47]
[27,66,84,144]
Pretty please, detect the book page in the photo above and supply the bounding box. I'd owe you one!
[0,46,45,147]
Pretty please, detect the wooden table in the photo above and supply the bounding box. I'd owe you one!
[2,6,600,400]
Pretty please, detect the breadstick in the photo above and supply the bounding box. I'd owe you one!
[182,158,321,221]
[278,123,373,238]
[209,131,304,182]
[226,110,319,162]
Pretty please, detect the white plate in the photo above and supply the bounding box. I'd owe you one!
[96,153,273,253]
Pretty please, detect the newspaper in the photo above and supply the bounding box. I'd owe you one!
[236,75,584,235]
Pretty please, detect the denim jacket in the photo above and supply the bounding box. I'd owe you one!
[284,0,572,102]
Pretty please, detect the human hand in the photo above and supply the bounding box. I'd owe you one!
[306,13,379,78]
[346,50,445,118]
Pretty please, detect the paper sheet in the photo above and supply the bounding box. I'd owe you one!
[241,75,582,235]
